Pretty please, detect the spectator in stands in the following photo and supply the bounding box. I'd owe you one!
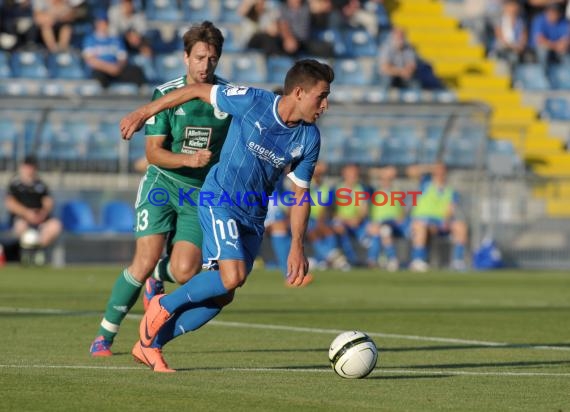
[407,163,468,272]
[32,0,81,52]
[332,163,370,266]
[5,155,62,253]
[279,0,334,57]
[238,0,283,55]
[366,166,406,272]
[108,0,152,57]
[378,27,419,90]
[330,0,378,37]
[0,0,35,51]
[82,9,145,89]
[524,0,567,23]
[492,0,529,70]
[531,4,569,70]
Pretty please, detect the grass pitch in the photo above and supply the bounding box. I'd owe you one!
[0,265,569,411]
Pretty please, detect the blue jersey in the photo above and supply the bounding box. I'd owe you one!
[204,85,320,223]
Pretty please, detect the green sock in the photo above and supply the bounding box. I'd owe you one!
[152,257,176,283]
[97,269,142,342]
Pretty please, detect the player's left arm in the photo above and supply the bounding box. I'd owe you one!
[287,182,310,287]
[120,83,213,140]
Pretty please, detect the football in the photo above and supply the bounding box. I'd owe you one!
[328,331,378,379]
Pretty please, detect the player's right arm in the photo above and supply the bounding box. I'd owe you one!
[120,83,213,140]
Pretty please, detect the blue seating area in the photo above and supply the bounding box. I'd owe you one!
[61,199,134,234]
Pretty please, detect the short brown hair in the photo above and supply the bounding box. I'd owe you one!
[283,59,334,95]
[182,21,224,57]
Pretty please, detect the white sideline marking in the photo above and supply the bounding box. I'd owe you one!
[1,364,570,377]
[2,307,570,352]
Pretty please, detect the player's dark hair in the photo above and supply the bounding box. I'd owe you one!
[183,21,224,57]
[283,59,334,95]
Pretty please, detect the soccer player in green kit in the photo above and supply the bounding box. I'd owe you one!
[90,21,232,357]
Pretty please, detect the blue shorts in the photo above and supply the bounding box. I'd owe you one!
[371,219,406,237]
[199,206,264,273]
[413,217,450,236]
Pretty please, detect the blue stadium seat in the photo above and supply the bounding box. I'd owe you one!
[344,29,377,57]
[320,139,346,164]
[334,59,371,86]
[266,56,294,84]
[48,51,86,79]
[314,29,346,57]
[101,201,135,233]
[41,82,66,96]
[419,137,441,163]
[147,28,179,54]
[75,82,103,96]
[380,135,419,165]
[0,51,11,78]
[231,54,266,83]
[353,125,382,142]
[128,129,146,161]
[61,200,103,233]
[87,121,120,161]
[107,83,140,95]
[38,121,88,162]
[388,125,419,139]
[543,97,570,120]
[11,51,48,79]
[346,136,382,165]
[155,53,186,83]
[513,64,550,90]
[131,54,158,83]
[145,0,181,22]
[444,137,480,168]
[182,0,216,22]
[218,25,241,53]
[548,64,570,90]
[219,0,242,23]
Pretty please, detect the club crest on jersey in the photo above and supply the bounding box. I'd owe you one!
[224,86,249,96]
[289,143,304,158]
[214,107,229,120]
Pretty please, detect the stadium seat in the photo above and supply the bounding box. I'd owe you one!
[38,121,90,162]
[380,135,419,165]
[47,51,86,79]
[128,129,146,162]
[443,137,481,168]
[353,125,383,142]
[41,82,66,96]
[0,118,18,164]
[11,51,48,79]
[61,200,103,233]
[218,25,241,53]
[419,137,441,164]
[0,51,11,78]
[75,82,103,96]
[344,29,377,57]
[131,54,158,83]
[334,59,371,86]
[219,0,242,23]
[101,201,135,233]
[182,0,216,22]
[107,83,140,95]
[543,97,570,121]
[513,64,550,90]
[155,53,186,83]
[231,54,266,83]
[548,64,570,90]
[145,0,181,22]
[345,136,382,166]
[266,56,294,84]
[314,29,346,57]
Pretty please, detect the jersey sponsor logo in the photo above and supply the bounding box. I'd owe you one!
[174,107,186,115]
[214,107,229,120]
[182,127,212,154]
[223,86,249,96]
[247,141,286,168]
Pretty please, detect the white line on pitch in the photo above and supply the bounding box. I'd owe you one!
[2,307,570,352]
[1,364,570,377]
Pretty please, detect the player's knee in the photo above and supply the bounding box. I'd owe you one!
[213,290,235,307]
[220,271,247,291]
[170,259,202,283]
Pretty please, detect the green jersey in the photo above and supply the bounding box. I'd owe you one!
[144,75,232,187]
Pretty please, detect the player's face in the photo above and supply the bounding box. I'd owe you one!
[184,41,219,85]
[299,80,330,124]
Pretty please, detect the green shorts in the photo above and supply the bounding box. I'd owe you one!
[133,166,202,248]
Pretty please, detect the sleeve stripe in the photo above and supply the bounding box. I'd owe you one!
[287,172,310,189]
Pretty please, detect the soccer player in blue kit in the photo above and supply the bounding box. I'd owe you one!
[120,59,334,372]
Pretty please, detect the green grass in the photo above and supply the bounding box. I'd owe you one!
[0,265,569,412]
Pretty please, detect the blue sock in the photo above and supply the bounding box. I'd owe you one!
[412,247,427,261]
[152,300,222,348]
[339,233,358,264]
[160,270,228,313]
[368,236,381,262]
[385,244,397,260]
[312,238,330,261]
[453,244,465,261]
[271,232,291,277]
